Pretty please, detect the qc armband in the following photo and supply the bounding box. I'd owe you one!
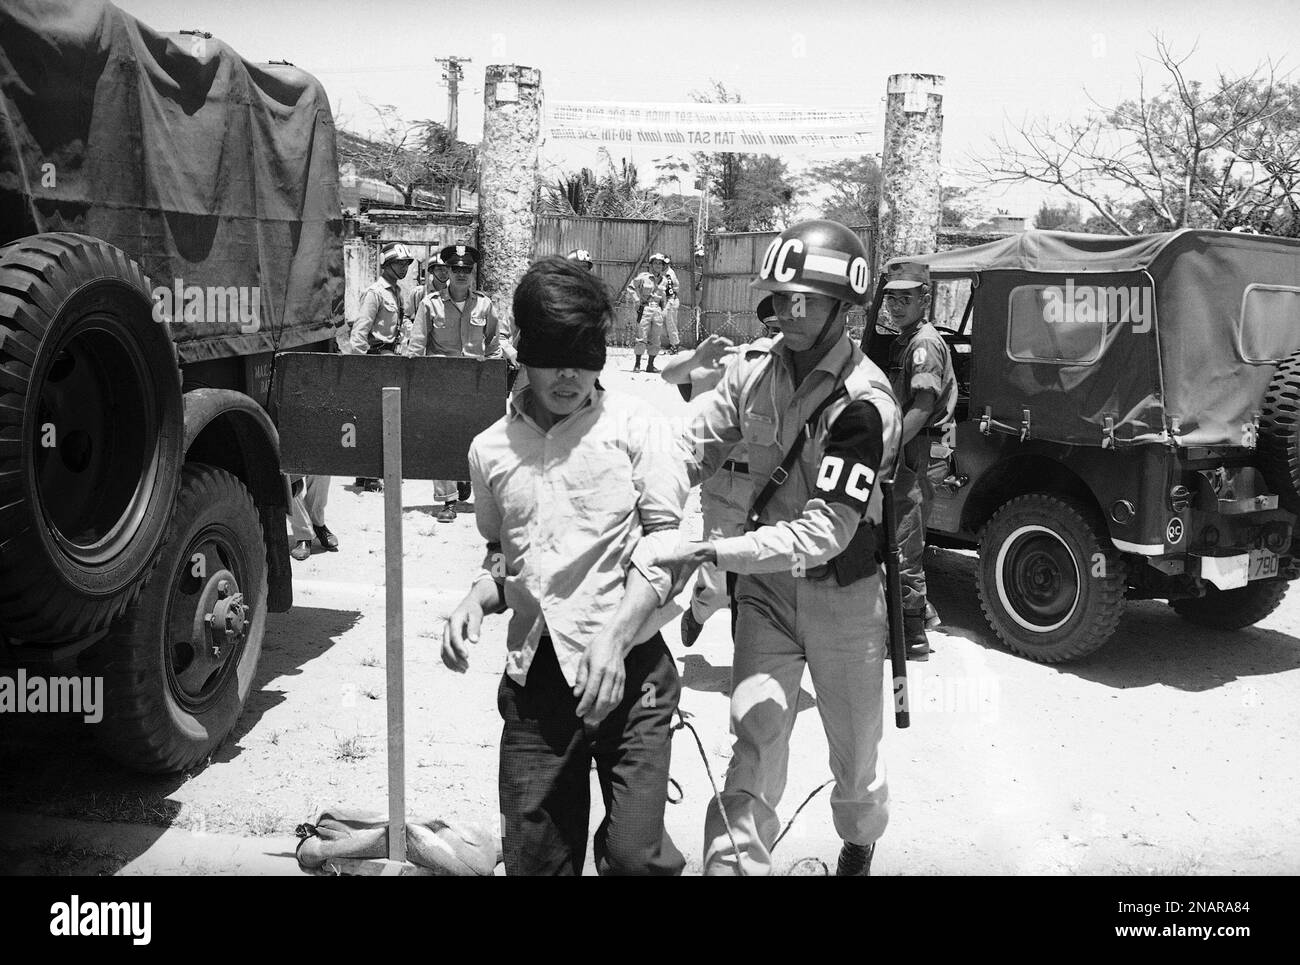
[815,400,885,513]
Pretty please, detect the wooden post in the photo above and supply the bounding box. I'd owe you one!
[382,386,406,863]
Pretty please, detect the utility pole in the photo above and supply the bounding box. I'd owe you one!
[437,56,471,211]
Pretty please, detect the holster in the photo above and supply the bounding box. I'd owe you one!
[808,520,880,586]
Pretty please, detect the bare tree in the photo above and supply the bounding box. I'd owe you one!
[336,101,478,207]
[973,38,1300,235]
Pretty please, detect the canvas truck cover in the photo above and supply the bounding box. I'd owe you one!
[0,0,344,363]
[889,229,1300,448]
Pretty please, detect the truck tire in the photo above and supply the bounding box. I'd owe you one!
[1258,352,1300,514]
[96,464,265,773]
[1170,580,1289,630]
[0,233,183,641]
[977,493,1128,663]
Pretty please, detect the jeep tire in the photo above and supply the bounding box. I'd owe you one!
[0,233,183,641]
[977,493,1128,663]
[96,464,266,773]
[1170,580,1289,630]
[1259,351,1300,514]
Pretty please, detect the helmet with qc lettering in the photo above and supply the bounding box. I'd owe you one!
[751,219,872,307]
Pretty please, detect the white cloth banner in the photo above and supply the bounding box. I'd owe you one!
[546,101,879,154]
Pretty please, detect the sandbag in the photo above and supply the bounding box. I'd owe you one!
[295,807,501,876]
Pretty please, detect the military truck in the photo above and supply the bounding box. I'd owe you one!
[0,2,342,769]
[872,229,1300,662]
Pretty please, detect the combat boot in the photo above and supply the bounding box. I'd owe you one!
[632,357,642,373]
[836,842,874,876]
[645,358,659,374]
[924,601,942,629]
[904,611,930,661]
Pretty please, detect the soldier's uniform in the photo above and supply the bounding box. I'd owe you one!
[351,277,407,356]
[404,243,508,518]
[884,262,957,650]
[663,259,682,353]
[628,255,674,371]
[680,220,901,877]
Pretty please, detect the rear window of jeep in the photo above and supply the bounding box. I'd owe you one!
[1239,285,1300,363]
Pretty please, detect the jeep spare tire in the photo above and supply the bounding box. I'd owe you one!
[1258,352,1300,515]
[0,233,183,642]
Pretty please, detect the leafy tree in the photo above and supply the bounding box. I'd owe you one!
[974,38,1300,236]
[803,155,881,227]
[691,81,802,232]
[940,183,990,228]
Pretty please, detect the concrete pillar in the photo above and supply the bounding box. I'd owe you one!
[877,73,944,271]
[478,65,542,331]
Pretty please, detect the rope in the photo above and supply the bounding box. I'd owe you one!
[672,710,836,876]
[672,708,748,876]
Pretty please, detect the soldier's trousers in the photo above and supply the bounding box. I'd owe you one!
[635,306,666,353]
[690,468,751,624]
[703,570,889,876]
[663,299,680,346]
[289,474,330,542]
[893,434,944,613]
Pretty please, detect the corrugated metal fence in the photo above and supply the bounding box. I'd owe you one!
[535,215,695,347]
[699,226,875,346]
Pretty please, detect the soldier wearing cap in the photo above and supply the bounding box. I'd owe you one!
[350,242,415,356]
[656,219,902,877]
[626,253,674,373]
[406,243,516,522]
[883,261,957,660]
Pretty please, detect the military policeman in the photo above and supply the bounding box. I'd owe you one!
[627,252,674,373]
[567,248,595,271]
[657,220,902,876]
[883,261,956,660]
[350,242,414,356]
[406,243,516,521]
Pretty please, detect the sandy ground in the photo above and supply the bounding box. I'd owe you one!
[3,346,1300,875]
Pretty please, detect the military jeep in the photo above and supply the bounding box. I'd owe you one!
[872,229,1300,663]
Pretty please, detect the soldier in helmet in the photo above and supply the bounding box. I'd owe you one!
[656,220,902,876]
[349,241,416,491]
[566,248,595,271]
[406,243,517,522]
[882,262,956,659]
[626,252,673,373]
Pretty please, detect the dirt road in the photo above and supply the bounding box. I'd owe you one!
[3,349,1298,875]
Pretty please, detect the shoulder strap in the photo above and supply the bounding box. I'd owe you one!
[746,383,849,531]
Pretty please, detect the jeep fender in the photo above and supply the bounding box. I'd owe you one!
[181,388,292,611]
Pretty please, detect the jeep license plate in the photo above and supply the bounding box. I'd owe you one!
[1248,550,1278,581]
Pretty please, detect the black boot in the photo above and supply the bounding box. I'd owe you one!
[632,356,642,373]
[836,842,874,876]
[904,611,930,661]
[645,356,659,374]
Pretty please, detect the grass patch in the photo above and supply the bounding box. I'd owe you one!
[333,735,369,762]
[360,653,381,668]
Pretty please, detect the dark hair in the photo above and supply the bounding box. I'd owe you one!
[513,256,613,338]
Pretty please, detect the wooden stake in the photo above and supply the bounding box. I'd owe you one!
[382,386,406,863]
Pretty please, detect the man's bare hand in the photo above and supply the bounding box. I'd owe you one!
[573,631,626,724]
[692,334,734,367]
[441,600,484,673]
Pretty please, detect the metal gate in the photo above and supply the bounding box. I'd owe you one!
[700,226,875,345]
[535,215,695,348]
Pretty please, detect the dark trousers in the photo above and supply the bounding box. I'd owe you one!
[497,634,685,876]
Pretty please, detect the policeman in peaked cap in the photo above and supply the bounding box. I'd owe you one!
[406,242,516,522]
[566,248,595,271]
[882,260,956,658]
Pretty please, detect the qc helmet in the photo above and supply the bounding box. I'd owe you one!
[751,219,871,307]
[566,249,594,270]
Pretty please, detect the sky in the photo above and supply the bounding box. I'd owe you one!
[118,0,1300,220]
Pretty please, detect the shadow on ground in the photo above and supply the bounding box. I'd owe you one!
[0,603,361,873]
[924,547,1300,692]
